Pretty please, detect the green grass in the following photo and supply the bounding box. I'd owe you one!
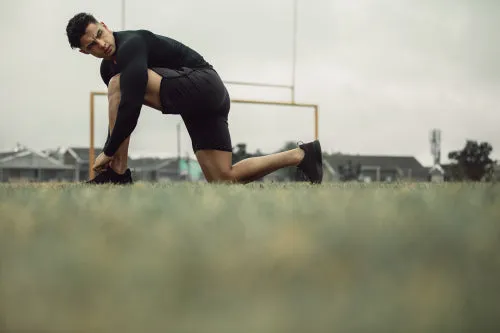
[1,182,499,333]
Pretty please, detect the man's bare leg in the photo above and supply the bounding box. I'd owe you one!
[196,148,305,184]
[105,70,164,174]
[231,149,305,182]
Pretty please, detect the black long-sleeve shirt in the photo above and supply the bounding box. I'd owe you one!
[100,30,212,157]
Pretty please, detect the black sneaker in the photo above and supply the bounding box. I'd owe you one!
[297,140,323,184]
[86,168,133,185]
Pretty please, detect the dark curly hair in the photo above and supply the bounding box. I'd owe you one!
[66,13,98,49]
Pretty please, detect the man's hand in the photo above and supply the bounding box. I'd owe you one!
[93,152,113,173]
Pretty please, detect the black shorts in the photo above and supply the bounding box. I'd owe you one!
[151,66,232,153]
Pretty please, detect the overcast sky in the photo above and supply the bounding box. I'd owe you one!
[1,0,499,165]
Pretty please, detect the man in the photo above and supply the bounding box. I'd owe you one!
[65,13,323,185]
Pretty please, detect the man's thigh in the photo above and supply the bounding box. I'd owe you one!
[183,114,232,153]
[180,112,232,181]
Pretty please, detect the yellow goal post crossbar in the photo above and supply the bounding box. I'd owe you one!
[89,91,319,179]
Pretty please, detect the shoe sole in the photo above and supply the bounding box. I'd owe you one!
[85,182,133,185]
[85,179,133,185]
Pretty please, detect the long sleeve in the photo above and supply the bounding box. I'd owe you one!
[99,61,113,153]
[100,59,114,86]
[103,36,149,157]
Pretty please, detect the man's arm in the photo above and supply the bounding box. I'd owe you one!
[103,36,149,157]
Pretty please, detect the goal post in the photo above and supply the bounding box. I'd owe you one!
[88,91,319,179]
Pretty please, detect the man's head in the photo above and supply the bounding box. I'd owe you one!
[66,13,116,60]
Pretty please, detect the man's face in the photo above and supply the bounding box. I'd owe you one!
[79,22,116,59]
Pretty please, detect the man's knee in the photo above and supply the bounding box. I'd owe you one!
[208,169,235,183]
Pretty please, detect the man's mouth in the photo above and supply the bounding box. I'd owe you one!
[105,46,112,55]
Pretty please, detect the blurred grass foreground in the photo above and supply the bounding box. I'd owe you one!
[1,182,499,333]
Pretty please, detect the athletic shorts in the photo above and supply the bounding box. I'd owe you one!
[151,66,232,153]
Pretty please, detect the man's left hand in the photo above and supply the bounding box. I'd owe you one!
[93,152,113,173]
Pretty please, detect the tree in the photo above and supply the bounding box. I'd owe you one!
[448,140,494,181]
[232,143,251,164]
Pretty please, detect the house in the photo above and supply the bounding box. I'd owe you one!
[130,157,204,182]
[0,145,74,182]
[323,153,429,182]
[427,164,445,182]
[1,142,208,183]
[130,157,178,182]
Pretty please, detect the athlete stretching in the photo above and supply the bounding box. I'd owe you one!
[66,13,323,184]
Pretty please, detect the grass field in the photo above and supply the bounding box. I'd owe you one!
[1,182,499,333]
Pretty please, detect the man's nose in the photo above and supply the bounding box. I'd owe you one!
[97,39,106,48]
